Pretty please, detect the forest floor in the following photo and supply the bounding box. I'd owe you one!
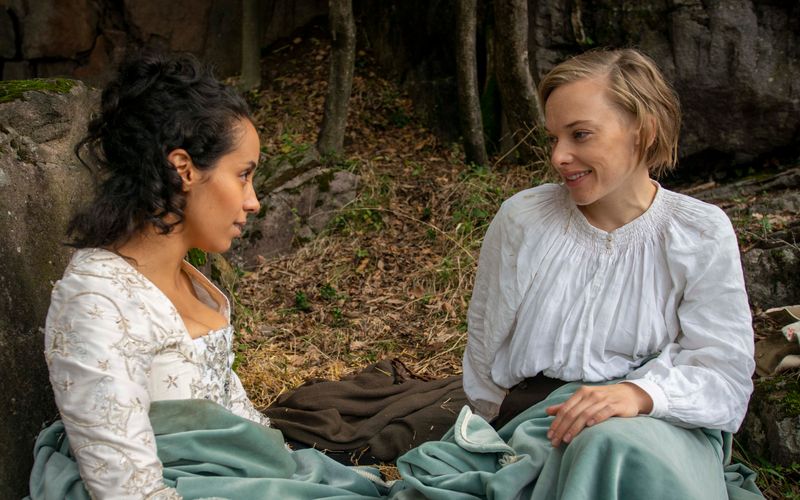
[231,29,799,498]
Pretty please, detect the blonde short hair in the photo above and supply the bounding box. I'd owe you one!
[538,48,681,177]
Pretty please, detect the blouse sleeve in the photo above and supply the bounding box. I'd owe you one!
[462,201,524,420]
[624,208,755,432]
[45,277,181,499]
[228,370,272,427]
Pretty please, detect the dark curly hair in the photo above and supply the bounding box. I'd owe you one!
[68,50,252,248]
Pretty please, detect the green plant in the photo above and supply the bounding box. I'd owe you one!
[186,248,207,267]
[330,306,344,326]
[330,203,385,234]
[294,291,312,312]
[733,439,800,499]
[760,216,773,237]
[319,283,339,301]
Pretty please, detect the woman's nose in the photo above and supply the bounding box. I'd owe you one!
[244,183,260,214]
[550,141,572,166]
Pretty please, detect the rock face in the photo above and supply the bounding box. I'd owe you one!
[0,80,96,498]
[235,153,359,264]
[690,168,800,310]
[738,374,800,466]
[742,246,800,310]
[1,0,328,84]
[16,0,100,59]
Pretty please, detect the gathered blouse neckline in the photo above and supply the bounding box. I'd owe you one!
[559,181,669,251]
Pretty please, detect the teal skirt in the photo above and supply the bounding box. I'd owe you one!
[392,381,764,500]
[27,384,764,499]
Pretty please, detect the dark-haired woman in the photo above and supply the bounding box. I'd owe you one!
[28,52,387,499]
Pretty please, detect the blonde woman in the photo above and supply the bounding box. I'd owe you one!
[395,49,763,500]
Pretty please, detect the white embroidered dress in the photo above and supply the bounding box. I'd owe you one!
[463,183,755,432]
[44,248,269,500]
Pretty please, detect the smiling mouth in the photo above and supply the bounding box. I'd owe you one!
[565,170,591,181]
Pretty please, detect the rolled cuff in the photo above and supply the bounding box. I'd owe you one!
[621,378,669,419]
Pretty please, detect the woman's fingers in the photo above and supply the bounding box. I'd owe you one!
[546,384,649,447]
[547,389,597,446]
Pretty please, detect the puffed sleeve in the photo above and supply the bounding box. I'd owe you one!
[45,274,181,499]
[625,206,755,432]
[463,200,524,420]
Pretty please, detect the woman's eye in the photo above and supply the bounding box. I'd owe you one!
[573,131,590,140]
[547,136,558,145]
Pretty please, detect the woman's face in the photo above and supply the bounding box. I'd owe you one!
[544,77,652,212]
[181,119,261,253]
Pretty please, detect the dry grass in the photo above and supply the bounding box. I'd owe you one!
[231,27,542,409]
[228,26,795,499]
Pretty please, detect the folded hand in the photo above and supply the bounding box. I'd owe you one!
[545,383,653,447]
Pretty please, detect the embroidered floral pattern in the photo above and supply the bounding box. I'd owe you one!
[44,248,270,499]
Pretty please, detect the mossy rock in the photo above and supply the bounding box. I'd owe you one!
[756,374,800,419]
[738,372,800,466]
[0,78,77,103]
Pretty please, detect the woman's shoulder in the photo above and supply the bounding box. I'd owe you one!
[52,248,160,307]
[498,183,566,227]
[656,188,740,257]
[659,188,734,234]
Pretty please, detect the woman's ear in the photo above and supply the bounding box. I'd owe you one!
[167,149,195,191]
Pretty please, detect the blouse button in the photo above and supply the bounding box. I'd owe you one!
[605,234,613,250]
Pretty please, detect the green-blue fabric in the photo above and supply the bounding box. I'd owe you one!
[27,387,765,500]
[391,381,765,500]
[27,399,387,500]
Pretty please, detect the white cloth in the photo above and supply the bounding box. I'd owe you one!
[44,248,270,500]
[462,183,755,432]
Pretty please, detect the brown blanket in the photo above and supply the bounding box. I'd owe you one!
[263,359,466,464]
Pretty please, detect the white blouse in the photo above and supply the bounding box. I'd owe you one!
[462,183,755,433]
[44,248,270,500]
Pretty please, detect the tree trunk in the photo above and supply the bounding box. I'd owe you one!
[493,0,543,161]
[455,0,489,167]
[240,0,261,91]
[317,0,356,157]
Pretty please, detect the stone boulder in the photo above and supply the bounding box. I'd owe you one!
[234,152,359,265]
[0,80,96,498]
[13,0,100,59]
[686,169,800,310]
[0,8,15,59]
[738,373,800,466]
[742,245,800,311]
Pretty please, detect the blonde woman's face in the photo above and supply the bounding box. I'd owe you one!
[544,77,652,213]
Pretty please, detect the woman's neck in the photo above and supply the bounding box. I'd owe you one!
[111,228,190,289]
[578,178,658,233]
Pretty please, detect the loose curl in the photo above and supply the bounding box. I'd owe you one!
[68,50,252,248]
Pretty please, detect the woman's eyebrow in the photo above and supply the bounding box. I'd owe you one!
[564,119,593,128]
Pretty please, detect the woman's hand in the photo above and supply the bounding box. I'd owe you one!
[545,383,653,447]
